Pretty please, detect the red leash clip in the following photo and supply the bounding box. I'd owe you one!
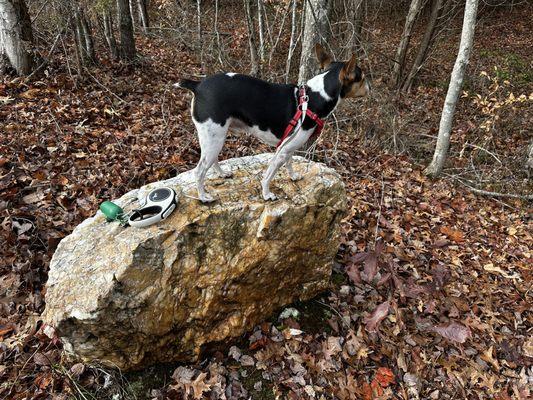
[276,86,325,149]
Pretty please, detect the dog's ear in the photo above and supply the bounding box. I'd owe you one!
[315,43,332,69]
[339,54,357,82]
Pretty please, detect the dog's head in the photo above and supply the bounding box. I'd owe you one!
[315,43,370,99]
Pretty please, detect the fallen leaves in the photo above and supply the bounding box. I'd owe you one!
[439,226,465,243]
[374,367,395,388]
[483,263,522,280]
[432,321,472,344]
[1,8,531,400]
[364,301,390,332]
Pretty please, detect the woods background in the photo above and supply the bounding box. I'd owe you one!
[1,0,532,399]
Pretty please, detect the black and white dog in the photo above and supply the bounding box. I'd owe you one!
[176,44,369,202]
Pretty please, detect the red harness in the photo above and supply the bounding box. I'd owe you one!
[276,86,325,149]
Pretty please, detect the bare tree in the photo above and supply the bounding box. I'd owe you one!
[196,0,203,66]
[244,0,260,76]
[299,0,333,83]
[0,0,36,75]
[402,0,445,91]
[425,0,479,177]
[103,10,119,59]
[117,0,136,61]
[392,0,423,87]
[137,0,149,33]
[353,0,365,55]
[285,0,298,82]
[74,7,96,66]
[257,0,265,63]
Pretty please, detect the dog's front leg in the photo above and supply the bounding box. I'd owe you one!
[262,151,291,201]
[262,128,313,200]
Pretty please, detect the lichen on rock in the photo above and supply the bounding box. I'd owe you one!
[42,154,347,370]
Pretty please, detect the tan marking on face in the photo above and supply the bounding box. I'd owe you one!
[343,74,369,98]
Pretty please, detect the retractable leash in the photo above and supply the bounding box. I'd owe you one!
[99,187,178,228]
[128,187,177,228]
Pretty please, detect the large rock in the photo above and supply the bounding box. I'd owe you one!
[43,154,346,370]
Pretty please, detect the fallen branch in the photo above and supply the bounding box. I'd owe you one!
[456,179,533,200]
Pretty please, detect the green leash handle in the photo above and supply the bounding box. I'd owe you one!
[100,201,125,222]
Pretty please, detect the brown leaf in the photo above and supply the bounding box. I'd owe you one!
[439,226,464,243]
[346,263,362,284]
[69,363,85,378]
[34,352,51,366]
[374,367,395,387]
[364,301,390,332]
[34,372,53,389]
[20,88,40,99]
[190,372,211,399]
[432,322,471,343]
[432,238,450,248]
[22,191,45,204]
[322,336,342,360]
[431,264,450,290]
[0,323,15,338]
[363,252,378,282]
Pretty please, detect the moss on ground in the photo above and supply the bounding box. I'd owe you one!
[125,363,178,400]
[239,368,277,400]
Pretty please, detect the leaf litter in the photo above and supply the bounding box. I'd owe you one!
[0,13,532,400]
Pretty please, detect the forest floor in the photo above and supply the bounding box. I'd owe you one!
[1,4,532,400]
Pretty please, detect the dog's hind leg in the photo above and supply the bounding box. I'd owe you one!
[194,119,229,202]
[286,156,303,181]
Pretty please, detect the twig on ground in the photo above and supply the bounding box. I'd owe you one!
[84,69,127,104]
[454,177,533,200]
[460,142,503,164]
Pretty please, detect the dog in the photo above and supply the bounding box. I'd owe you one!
[176,44,369,202]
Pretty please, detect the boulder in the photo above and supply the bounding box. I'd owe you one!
[42,154,346,370]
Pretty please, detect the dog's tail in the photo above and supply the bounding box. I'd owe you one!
[173,79,200,93]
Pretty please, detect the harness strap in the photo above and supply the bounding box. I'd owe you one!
[276,86,325,149]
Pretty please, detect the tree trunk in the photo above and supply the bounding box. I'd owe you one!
[244,0,259,76]
[79,9,96,64]
[103,10,118,59]
[74,10,88,66]
[214,0,223,66]
[257,0,265,63]
[117,0,136,61]
[0,0,36,75]
[401,0,443,91]
[137,0,149,33]
[425,0,479,177]
[285,0,297,82]
[196,0,203,67]
[392,0,423,87]
[129,0,136,30]
[353,0,365,55]
[298,0,333,83]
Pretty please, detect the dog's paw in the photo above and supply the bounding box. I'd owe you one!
[262,192,278,201]
[199,193,216,203]
[219,171,233,179]
[289,173,303,182]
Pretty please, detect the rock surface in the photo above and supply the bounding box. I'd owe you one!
[43,154,346,370]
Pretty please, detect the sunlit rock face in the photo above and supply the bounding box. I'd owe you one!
[43,154,347,370]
